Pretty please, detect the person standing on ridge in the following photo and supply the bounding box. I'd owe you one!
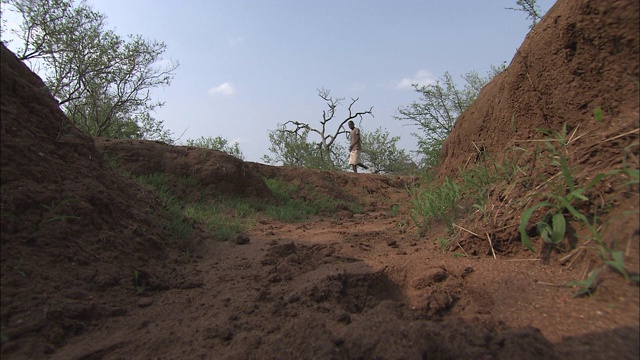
[348,120,368,173]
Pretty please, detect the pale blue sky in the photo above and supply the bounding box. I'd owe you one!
[5,0,557,162]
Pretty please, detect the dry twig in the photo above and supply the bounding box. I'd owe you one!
[454,224,480,237]
[506,258,541,262]
[602,128,639,143]
[486,233,497,260]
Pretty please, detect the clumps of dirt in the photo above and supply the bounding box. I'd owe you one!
[408,266,460,316]
[305,271,405,314]
[262,241,357,268]
[256,242,405,320]
[213,237,563,360]
[226,300,559,360]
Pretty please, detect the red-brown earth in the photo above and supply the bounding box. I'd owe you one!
[1,0,638,359]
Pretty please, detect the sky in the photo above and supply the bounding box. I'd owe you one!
[3,0,557,163]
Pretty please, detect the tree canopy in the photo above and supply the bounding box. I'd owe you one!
[396,67,503,168]
[186,136,244,160]
[1,0,178,142]
[361,127,415,174]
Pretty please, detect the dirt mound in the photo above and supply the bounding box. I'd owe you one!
[96,138,272,199]
[0,44,201,357]
[247,162,417,213]
[434,0,639,261]
[440,0,639,176]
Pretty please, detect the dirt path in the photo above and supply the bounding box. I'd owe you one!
[49,202,639,359]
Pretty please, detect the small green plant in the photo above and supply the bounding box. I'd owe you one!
[55,120,73,140]
[180,249,191,264]
[102,152,121,168]
[593,107,604,122]
[568,269,600,298]
[519,123,639,287]
[519,153,636,252]
[409,176,461,235]
[567,269,601,297]
[536,212,566,245]
[41,198,78,217]
[605,250,629,280]
[13,256,27,277]
[30,198,80,241]
[582,213,637,282]
[132,270,146,294]
[396,220,408,234]
[519,125,605,251]
[437,237,449,253]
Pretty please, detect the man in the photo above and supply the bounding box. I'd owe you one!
[348,120,368,173]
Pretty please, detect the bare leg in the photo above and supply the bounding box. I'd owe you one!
[352,165,357,173]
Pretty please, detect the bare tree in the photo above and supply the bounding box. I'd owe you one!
[281,88,373,168]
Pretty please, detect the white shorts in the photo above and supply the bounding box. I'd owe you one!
[349,150,361,165]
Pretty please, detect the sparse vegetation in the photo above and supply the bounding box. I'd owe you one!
[390,204,401,216]
[506,0,544,29]
[39,198,80,225]
[102,152,121,168]
[134,173,194,239]
[183,201,250,241]
[26,198,80,242]
[131,172,365,242]
[408,155,517,239]
[409,176,462,236]
[185,136,244,160]
[408,118,639,290]
[264,178,363,221]
[517,123,639,287]
[12,256,26,278]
